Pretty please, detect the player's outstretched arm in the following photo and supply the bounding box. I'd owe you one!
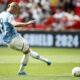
[11,20,35,27]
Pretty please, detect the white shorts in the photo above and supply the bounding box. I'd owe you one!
[8,35,29,52]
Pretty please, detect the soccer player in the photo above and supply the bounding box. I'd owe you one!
[0,2,51,75]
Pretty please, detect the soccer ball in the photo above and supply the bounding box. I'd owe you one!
[72,67,80,77]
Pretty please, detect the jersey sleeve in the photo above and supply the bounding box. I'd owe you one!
[8,15,15,23]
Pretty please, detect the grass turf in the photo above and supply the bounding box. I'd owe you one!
[0,47,80,80]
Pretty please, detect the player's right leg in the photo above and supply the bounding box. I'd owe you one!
[30,49,52,66]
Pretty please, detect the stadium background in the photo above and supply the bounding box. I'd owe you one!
[0,0,80,48]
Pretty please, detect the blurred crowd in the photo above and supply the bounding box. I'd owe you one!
[0,0,80,31]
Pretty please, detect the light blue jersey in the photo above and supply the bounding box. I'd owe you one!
[0,11,18,43]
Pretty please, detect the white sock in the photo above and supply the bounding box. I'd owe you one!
[30,50,49,63]
[18,53,30,73]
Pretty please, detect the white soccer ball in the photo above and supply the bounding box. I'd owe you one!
[72,67,80,77]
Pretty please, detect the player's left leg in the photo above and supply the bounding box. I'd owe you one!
[30,49,52,66]
[18,49,30,75]
[8,35,30,75]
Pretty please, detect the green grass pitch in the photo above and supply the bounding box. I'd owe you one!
[0,47,80,80]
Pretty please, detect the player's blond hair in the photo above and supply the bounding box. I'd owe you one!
[8,2,20,10]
